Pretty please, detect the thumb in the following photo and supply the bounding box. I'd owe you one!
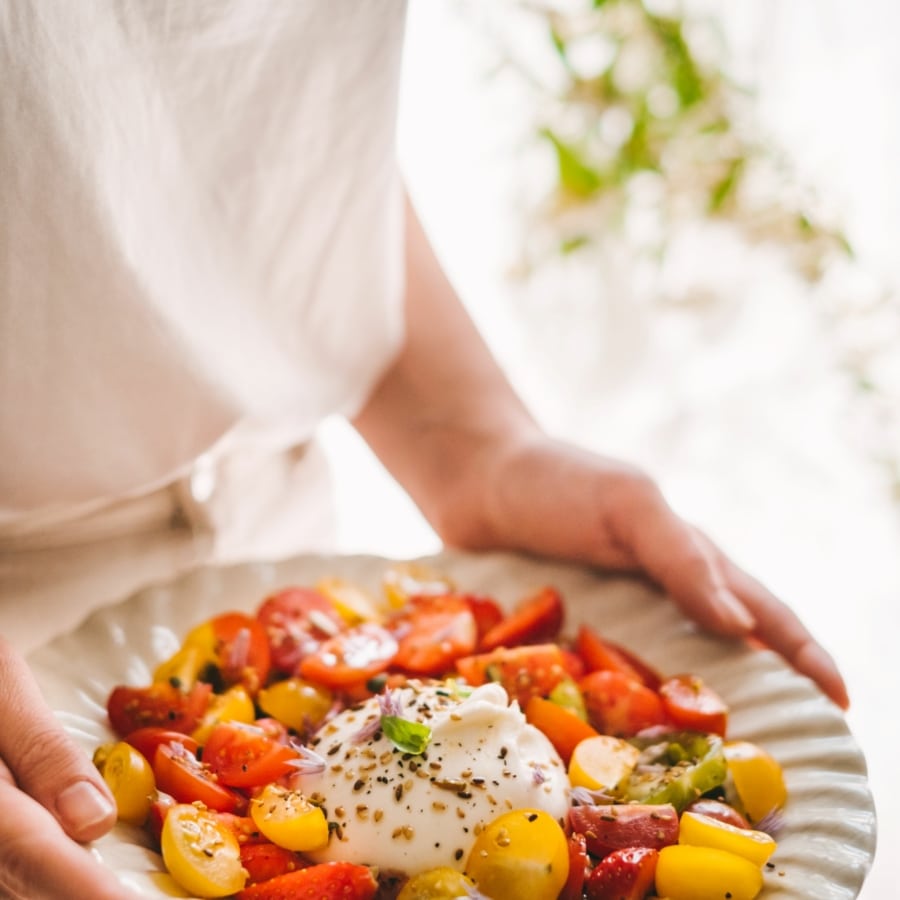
[0,637,117,842]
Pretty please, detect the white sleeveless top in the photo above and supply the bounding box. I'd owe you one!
[0,1,408,643]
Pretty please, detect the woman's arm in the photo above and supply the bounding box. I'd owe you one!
[354,196,849,709]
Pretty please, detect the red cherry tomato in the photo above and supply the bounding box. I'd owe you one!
[455,643,574,707]
[147,791,177,845]
[575,624,662,689]
[298,623,398,688]
[153,742,245,813]
[579,669,669,737]
[202,721,300,788]
[478,585,564,651]
[214,812,268,845]
[240,843,309,886]
[464,594,505,644]
[658,673,729,737]
[210,612,272,693]
[389,594,478,676]
[256,587,344,674]
[124,727,200,763]
[107,682,211,738]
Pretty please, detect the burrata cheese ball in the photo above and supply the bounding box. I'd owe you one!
[299,681,571,875]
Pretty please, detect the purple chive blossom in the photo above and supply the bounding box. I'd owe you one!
[532,764,546,785]
[569,786,615,806]
[352,688,405,743]
[378,689,404,718]
[351,713,382,744]
[285,742,327,775]
[226,626,251,671]
[754,808,786,838]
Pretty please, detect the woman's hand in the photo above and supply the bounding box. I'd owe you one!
[444,435,850,710]
[355,192,849,710]
[0,637,132,899]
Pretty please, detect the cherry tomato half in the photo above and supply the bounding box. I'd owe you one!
[579,669,669,737]
[107,681,211,738]
[99,741,156,825]
[659,673,729,737]
[162,803,247,898]
[203,721,300,788]
[298,622,398,688]
[575,624,662,689]
[153,742,245,814]
[124,727,200,763]
[455,643,575,707]
[389,594,478,676]
[209,612,272,693]
[256,587,344,674]
[478,586,564,651]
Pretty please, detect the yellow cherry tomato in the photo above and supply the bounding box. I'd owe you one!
[191,684,256,744]
[568,734,640,791]
[257,677,334,733]
[161,803,247,898]
[250,783,329,852]
[99,741,156,825]
[724,740,788,824]
[381,562,455,609]
[153,644,208,690]
[397,867,479,900]
[465,808,569,900]
[92,742,115,773]
[316,577,385,624]
[154,622,217,687]
[656,844,764,900]
[679,810,777,866]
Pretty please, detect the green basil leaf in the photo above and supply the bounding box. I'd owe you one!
[381,715,432,754]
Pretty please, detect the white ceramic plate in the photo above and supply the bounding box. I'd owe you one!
[29,550,876,898]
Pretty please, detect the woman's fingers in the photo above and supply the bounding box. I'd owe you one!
[0,638,117,842]
[713,552,851,709]
[0,760,131,900]
[609,476,756,635]
[608,479,848,708]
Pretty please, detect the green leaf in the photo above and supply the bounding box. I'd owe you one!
[708,157,745,212]
[560,235,591,255]
[381,715,432,754]
[540,128,603,198]
[646,14,705,109]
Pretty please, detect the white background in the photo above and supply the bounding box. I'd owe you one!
[321,2,900,896]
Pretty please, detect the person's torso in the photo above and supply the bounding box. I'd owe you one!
[0,0,408,532]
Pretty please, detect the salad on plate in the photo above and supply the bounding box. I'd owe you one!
[93,562,790,900]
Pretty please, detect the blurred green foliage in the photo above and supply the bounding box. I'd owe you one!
[528,0,851,278]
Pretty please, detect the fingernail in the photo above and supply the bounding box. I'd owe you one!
[797,643,851,709]
[717,588,756,631]
[56,780,116,833]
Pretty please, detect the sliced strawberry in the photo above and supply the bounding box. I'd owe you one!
[559,832,590,900]
[235,861,377,900]
[585,846,659,900]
